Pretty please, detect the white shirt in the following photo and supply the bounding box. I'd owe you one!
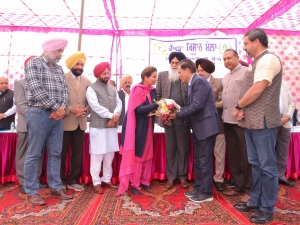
[123,89,130,113]
[86,86,122,154]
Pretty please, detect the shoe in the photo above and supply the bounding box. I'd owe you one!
[140,183,151,190]
[51,189,74,200]
[131,187,140,194]
[62,184,67,192]
[179,179,188,189]
[93,184,103,194]
[279,179,295,187]
[184,190,198,198]
[39,182,49,189]
[20,185,26,194]
[214,182,226,191]
[101,182,118,189]
[224,179,235,187]
[165,180,174,189]
[190,193,213,203]
[223,189,243,196]
[234,202,259,212]
[240,194,250,203]
[27,193,46,206]
[68,183,84,191]
[250,210,273,224]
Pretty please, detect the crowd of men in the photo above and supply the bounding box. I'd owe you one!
[0,28,297,224]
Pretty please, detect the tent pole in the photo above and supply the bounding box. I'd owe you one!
[78,0,85,51]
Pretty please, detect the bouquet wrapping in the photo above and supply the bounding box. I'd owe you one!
[149,98,180,120]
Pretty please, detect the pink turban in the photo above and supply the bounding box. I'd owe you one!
[24,56,36,66]
[93,62,110,78]
[239,60,249,67]
[42,38,68,52]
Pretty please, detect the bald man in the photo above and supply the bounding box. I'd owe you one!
[60,51,91,191]
[0,77,16,130]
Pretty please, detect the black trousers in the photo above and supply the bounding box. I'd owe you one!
[60,126,85,185]
[224,123,252,194]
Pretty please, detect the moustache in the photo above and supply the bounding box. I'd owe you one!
[126,85,130,88]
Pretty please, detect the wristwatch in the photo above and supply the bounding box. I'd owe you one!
[234,102,243,110]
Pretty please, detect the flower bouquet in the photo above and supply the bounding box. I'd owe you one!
[149,98,180,120]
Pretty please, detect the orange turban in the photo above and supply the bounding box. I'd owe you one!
[66,51,86,69]
[24,56,36,66]
[93,62,110,78]
[119,75,133,88]
[42,38,68,51]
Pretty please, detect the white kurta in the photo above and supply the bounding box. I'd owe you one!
[86,86,122,155]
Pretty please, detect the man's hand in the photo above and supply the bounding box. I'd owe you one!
[163,118,172,126]
[50,106,66,120]
[107,119,115,128]
[111,114,120,123]
[281,117,290,126]
[0,113,4,120]
[169,113,177,120]
[71,106,87,118]
[232,108,244,120]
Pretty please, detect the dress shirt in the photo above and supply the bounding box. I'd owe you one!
[25,55,69,110]
[3,97,17,116]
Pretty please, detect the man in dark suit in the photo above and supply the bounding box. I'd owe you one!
[156,52,190,189]
[118,75,132,125]
[195,58,226,192]
[170,59,219,203]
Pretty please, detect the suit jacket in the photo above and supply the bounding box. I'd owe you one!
[280,80,295,129]
[64,72,92,131]
[177,74,219,140]
[14,79,27,132]
[118,90,126,125]
[208,75,224,134]
[156,71,188,127]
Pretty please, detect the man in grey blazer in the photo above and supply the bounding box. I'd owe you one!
[170,59,219,203]
[14,75,47,194]
[156,52,190,189]
[61,51,91,191]
[276,80,295,187]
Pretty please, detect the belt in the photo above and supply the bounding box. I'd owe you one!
[30,106,52,111]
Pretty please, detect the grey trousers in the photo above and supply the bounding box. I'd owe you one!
[165,122,191,180]
[16,132,44,186]
[275,126,291,180]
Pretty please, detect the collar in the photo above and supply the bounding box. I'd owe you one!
[188,73,196,86]
[231,64,241,74]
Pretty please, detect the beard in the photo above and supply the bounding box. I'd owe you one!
[168,68,179,82]
[99,77,109,84]
[71,68,83,76]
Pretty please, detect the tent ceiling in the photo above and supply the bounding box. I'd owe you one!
[0,0,299,35]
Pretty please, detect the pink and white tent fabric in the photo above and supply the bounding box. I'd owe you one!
[0,0,300,111]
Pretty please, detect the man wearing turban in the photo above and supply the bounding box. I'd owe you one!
[86,62,122,194]
[156,51,191,189]
[195,58,226,193]
[118,75,133,125]
[24,38,73,206]
[60,51,91,192]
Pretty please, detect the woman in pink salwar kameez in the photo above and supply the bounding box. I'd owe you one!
[116,66,158,195]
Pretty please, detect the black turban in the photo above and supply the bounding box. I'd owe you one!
[168,52,186,63]
[195,58,215,74]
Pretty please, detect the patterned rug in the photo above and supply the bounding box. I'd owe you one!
[0,179,299,224]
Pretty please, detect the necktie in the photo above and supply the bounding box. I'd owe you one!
[74,77,79,90]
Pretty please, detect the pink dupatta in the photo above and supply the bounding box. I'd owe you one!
[116,83,154,196]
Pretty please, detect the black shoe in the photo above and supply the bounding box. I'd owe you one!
[279,179,295,187]
[214,182,226,191]
[184,190,198,198]
[224,179,235,187]
[39,182,49,188]
[190,193,213,203]
[250,210,273,224]
[20,185,26,194]
[234,202,259,212]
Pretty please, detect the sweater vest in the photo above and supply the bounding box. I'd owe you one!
[238,50,282,129]
[89,81,117,128]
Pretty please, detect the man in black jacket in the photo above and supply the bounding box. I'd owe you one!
[118,75,133,125]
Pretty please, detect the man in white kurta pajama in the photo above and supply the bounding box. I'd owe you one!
[86,62,122,194]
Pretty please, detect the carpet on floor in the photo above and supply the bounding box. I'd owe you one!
[0,179,299,224]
